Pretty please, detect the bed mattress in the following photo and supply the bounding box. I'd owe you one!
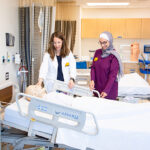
[56,95,150,150]
[118,73,150,96]
[4,94,97,137]
[4,92,150,150]
[4,97,54,134]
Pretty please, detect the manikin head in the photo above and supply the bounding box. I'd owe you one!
[25,85,46,101]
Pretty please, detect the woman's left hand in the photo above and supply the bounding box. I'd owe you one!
[100,92,107,98]
[68,79,75,89]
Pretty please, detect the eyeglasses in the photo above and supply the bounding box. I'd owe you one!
[98,41,108,45]
[51,41,62,45]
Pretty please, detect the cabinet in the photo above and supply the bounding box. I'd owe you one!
[126,18,141,39]
[110,19,126,38]
[81,18,150,39]
[81,19,111,38]
[141,18,150,38]
[81,19,98,38]
[123,62,139,74]
[97,19,111,37]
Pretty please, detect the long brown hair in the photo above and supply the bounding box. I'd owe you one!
[46,31,70,60]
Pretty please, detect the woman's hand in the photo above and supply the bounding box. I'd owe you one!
[89,80,95,91]
[100,92,107,98]
[68,79,75,89]
[36,78,43,87]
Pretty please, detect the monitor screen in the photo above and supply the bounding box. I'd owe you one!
[144,45,150,53]
[6,33,15,46]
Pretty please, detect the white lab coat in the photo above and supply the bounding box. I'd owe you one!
[39,51,76,93]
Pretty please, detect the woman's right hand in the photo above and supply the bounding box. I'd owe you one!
[89,80,95,91]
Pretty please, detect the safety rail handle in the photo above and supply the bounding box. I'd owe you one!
[47,78,101,98]
[51,79,93,97]
[92,90,100,98]
[16,93,29,117]
[16,93,99,136]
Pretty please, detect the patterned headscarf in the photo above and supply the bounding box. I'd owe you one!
[99,31,124,80]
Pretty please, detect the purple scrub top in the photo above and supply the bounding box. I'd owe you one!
[91,49,119,100]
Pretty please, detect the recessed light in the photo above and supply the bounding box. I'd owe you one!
[87,2,130,6]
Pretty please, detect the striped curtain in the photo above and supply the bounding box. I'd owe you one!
[19,7,31,86]
[32,6,42,85]
[19,5,56,89]
[41,6,56,59]
[55,20,76,53]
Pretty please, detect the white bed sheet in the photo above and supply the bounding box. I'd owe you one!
[56,96,150,150]
[118,73,150,96]
[4,92,150,150]
[4,93,96,138]
[4,97,54,134]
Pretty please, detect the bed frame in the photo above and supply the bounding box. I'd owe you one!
[118,94,150,103]
[0,81,99,150]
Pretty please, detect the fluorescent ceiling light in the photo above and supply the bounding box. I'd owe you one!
[87,2,130,6]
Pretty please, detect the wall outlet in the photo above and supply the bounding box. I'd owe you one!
[5,72,9,80]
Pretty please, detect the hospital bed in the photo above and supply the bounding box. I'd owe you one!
[1,79,150,150]
[0,80,99,150]
[2,93,150,150]
[118,73,150,99]
[76,70,150,99]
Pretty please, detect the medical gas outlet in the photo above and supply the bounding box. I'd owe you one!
[2,56,5,63]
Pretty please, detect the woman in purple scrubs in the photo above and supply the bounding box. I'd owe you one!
[89,31,123,100]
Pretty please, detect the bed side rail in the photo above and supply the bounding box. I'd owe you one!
[118,94,150,99]
[16,93,99,136]
[49,79,100,97]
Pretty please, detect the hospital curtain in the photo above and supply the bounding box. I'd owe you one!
[19,7,31,88]
[55,20,76,53]
[19,5,56,90]
[41,6,56,59]
[33,6,56,85]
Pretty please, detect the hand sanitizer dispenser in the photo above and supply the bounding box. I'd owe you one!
[15,53,21,64]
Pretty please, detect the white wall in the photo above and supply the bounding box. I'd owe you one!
[81,8,150,61]
[0,0,19,85]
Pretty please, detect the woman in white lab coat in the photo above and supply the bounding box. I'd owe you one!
[37,31,76,93]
